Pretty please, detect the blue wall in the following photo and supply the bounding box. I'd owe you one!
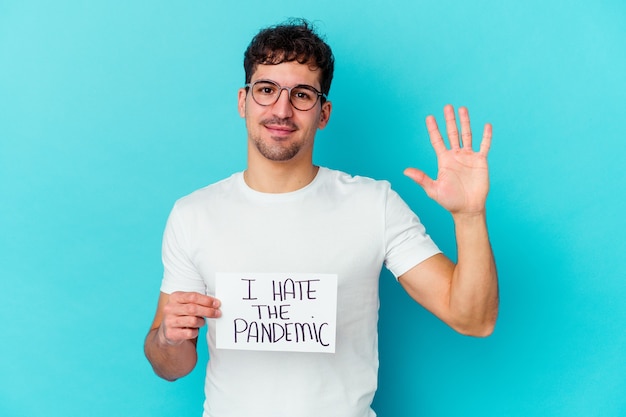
[1,1,625,416]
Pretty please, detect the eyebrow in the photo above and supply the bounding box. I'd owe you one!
[252,79,322,92]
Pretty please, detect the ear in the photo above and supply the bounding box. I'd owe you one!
[318,100,332,129]
[237,88,247,118]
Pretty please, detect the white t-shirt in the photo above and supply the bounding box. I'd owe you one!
[160,167,440,417]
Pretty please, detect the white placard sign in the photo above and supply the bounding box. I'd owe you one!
[215,273,337,353]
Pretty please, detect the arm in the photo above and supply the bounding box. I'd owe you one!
[400,105,498,337]
[144,291,221,381]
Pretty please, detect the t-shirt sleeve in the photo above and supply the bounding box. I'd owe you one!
[160,204,206,294]
[383,187,441,279]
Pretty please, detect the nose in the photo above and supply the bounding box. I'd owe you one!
[271,88,294,118]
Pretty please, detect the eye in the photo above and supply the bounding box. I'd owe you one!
[292,87,316,102]
[254,82,278,96]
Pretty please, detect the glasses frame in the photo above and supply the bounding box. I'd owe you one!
[245,79,327,111]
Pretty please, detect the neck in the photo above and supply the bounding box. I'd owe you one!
[244,160,319,193]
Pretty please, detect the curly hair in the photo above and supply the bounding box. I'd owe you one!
[243,18,335,98]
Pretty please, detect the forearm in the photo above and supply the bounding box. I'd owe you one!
[449,211,499,336]
[144,327,198,381]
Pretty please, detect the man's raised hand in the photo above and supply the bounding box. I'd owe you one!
[404,105,492,217]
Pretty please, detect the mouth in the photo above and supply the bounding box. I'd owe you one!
[263,123,297,138]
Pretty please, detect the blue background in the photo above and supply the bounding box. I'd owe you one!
[1,1,625,416]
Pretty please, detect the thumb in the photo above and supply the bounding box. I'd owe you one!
[404,168,437,199]
[404,167,432,188]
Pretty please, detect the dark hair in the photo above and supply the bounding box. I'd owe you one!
[243,19,334,98]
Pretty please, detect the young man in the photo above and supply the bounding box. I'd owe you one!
[145,19,498,417]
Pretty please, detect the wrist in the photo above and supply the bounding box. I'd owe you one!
[451,210,487,224]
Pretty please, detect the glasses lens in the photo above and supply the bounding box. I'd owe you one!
[251,81,280,106]
[290,86,319,111]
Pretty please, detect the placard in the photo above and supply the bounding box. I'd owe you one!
[215,273,337,353]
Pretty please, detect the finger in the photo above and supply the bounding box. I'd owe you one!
[186,316,207,329]
[180,302,221,319]
[171,291,221,309]
[425,115,447,155]
[444,104,460,149]
[404,168,436,198]
[458,106,472,149]
[479,122,493,155]
[166,293,222,318]
[168,315,206,330]
[159,323,201,345]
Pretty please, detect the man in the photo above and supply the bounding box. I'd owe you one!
[144,19,498,417]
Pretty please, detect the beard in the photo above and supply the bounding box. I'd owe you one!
[251,118,302,161]
[252,137,301,161]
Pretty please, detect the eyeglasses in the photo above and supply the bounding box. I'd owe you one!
[245,79,326,111]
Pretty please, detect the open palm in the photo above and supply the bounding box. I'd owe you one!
[404,105,492,216]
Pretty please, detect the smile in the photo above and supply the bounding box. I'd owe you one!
[264,123,297,137]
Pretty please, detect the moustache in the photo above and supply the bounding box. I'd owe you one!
[261,118,298,130]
